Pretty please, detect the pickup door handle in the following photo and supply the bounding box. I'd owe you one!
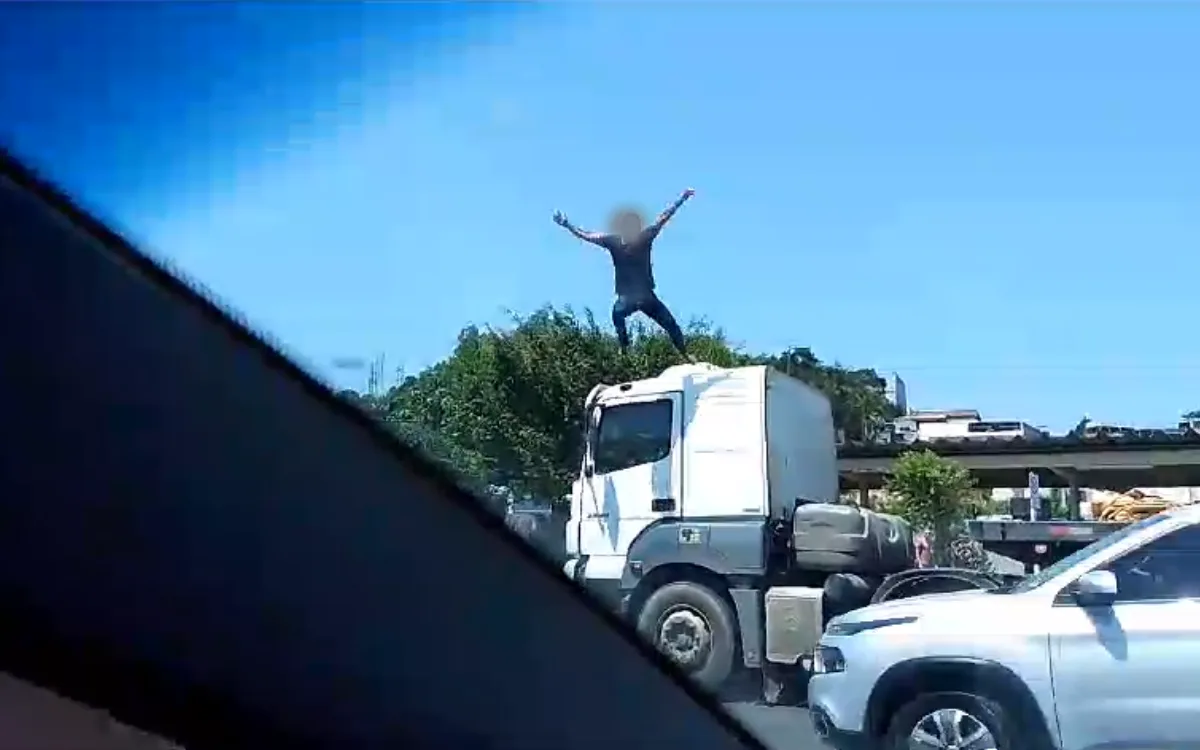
[652,498,676,513]
[586,512,609,519]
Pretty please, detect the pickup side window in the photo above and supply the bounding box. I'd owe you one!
[1103,524,1200,602]
[593,400,673,475]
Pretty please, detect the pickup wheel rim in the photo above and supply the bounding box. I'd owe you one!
[908,707,997,750]
[657,606,712,672]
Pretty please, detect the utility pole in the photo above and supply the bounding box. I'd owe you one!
[367,354,386,398]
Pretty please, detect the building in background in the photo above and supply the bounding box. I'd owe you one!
[885,373,908,415]
[898,409,1046,443]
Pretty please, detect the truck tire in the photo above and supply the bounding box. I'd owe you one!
[884,691,1013,750]
[636,581,737,692]
[823,573,875,614]
[822,573,878,627]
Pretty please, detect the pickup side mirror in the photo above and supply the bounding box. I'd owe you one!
[1072,569,1118,606]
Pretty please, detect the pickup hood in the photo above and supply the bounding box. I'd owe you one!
[832,588,998,624]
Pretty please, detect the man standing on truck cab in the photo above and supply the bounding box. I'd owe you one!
[553,188,695,360]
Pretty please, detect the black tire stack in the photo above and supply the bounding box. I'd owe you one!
[792,504,916,577]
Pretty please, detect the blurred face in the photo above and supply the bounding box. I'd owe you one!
[610,210,644,241]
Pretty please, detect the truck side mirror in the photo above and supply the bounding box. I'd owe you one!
[1072,569,1118,607]
[582,408,601,479]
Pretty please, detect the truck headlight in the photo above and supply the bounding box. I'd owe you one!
[812,645,845,674]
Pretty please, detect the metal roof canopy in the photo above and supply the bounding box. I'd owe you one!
[838,440,1200,491]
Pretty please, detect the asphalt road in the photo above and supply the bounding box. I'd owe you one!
[725,702,821,750]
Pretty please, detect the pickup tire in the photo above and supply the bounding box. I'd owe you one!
[636,581,737,692]
[884,691,1013,750]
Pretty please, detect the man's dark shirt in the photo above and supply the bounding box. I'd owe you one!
[600,228,659,299]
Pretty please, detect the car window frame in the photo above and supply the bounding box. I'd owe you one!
[0,145,768,750]
[1090,523,1200,604]
[1052,515,1196,606]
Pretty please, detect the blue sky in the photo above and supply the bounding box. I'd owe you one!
[2,3,1198,432]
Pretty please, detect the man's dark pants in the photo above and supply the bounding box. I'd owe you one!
[611,293,688,356]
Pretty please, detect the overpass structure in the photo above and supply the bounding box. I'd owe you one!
[837,432,1200,495]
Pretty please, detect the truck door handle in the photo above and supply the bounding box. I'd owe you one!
[652,498,676,513]
[587,512,610,519]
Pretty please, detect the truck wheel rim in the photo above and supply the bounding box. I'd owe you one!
[908,707,996,750]
[657,606,711,671]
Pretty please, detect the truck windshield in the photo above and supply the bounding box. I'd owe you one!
[593,399,674,475]
[997,513,1174,595]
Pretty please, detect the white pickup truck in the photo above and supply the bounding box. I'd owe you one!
[809,505,1200,750]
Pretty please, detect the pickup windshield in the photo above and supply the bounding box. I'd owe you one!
[996,513,1174,595]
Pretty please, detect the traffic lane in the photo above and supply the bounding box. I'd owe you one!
[724,702,822,750]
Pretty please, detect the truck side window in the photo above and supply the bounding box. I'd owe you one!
[1104,525,1200,602]
[593,400,673,475]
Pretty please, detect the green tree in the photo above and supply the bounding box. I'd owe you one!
[1183,410,1200,421]
[380,306,747,502]
[1047,487,1069,520]
[338,387,497,507]
[364,305,897,504]
[884,450,979,566]
[750,347,898,441]
[962,488,1005,517]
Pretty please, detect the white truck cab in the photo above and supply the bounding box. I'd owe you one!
[567,363,837,598]
[564,363,886,693]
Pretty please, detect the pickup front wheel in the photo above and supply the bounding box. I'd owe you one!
[885,692,1011,750]
[636,581,737,692]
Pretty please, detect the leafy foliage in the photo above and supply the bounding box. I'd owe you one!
[963,488,1005,517]
[751,347,897,441]
[338,387,498,507]
[1046,487,1070,520]
[376,307,753,501]
[884,449,979,566]
[357,305,897,504]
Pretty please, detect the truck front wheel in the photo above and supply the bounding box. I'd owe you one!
[636,581,737,692]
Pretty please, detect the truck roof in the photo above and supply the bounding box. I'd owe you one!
[589,362,755,404]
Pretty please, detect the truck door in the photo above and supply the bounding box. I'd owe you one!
[1050,523,1200,749]
[576,392,683,578]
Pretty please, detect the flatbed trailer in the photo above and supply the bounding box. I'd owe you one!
[967,517,1129,572]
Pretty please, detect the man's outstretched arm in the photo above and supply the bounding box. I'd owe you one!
[553,210,612,247]
[646,188,696,237]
